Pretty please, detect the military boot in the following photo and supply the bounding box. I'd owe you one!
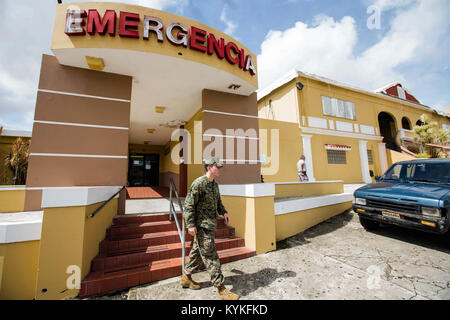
[217,285,239,300]
[180,274,201,290]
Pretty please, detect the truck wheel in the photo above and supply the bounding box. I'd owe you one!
[359,216,380,231]
[444,230,450,248]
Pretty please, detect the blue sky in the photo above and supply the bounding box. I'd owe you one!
[0,0,449,131]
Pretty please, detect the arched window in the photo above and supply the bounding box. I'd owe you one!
[402,117,411,130]
[416,119,424,126]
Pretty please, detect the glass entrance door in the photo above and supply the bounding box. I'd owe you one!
[128,154,160,187]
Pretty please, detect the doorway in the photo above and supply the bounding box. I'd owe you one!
[128,153,160,187]
[378,112,399,151]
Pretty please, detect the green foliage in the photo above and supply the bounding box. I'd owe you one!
[413,114,449,158]
[416,152,430,158]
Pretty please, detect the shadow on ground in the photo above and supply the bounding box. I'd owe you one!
[276,210,354,250]
[368,223,450,254]
[196,268,296,298]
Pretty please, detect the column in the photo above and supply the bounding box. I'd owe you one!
[358,140,372,184]
[202,89,261,184]
[24,55,132,212]
[378,142,389,174]
[301,135,315,182]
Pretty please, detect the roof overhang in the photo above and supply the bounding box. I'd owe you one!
[51,2,258,145]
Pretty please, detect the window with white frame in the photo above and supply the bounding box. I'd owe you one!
[322,96,356,120]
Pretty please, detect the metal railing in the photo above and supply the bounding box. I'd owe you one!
[90,186,126,218]
[168,178,186,273]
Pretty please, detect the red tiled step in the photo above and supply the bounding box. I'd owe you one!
[92,237,245,272]
[107,219,226,239]
[100,226,236,254]
[112,212,184,226]
[79,247,256,298]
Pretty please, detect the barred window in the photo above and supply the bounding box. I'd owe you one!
[327,150,347,164]
[367,150,373,165]
[322,96,356,120]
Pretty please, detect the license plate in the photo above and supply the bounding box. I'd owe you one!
[382,211,401,220]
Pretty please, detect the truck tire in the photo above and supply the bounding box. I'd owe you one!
[444,230,450,249]
[359,216,380,231]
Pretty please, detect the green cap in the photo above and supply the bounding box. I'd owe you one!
[205,157,223,168]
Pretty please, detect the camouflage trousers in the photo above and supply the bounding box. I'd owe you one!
[184,227,224,288]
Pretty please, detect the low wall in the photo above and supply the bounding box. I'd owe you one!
[0,186,26,213]
[275,201,352,241]
[220,181,352,254]
[0,210,42,299]
[35,186,121,300]
[220,184,277,255]
[274,181,344,198]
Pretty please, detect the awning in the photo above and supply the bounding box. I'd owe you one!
[324,144,352,151]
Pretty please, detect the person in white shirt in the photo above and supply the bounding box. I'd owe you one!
[297,155,309,182]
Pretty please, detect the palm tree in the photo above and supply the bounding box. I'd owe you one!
[414,114,449,158]
[4,137,30,185]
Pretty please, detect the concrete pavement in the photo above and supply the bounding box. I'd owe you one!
[90,209,450,300]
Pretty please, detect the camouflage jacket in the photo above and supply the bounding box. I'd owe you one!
[183,175,227,231]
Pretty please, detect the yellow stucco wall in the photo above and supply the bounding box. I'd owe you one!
[52,2,257,88]
[0,240,40,300]
[387,149,417,166]
[221,195,276,255]
[259,119,301,182]
[275,202,352,241]
[258,79,299,124]
[35,199,117,300]
[0,189,26,213]
[185,109,204,188]
[297,76,441,132]
[275,182,343,198]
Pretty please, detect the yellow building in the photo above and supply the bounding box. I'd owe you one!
[257,70,450,184]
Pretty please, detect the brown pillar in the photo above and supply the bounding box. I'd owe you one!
[24,54,132,212]
[202,89,261,185]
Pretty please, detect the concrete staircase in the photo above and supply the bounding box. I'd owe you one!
[78,212,255,298]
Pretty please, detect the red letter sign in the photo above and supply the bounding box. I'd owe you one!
[207,34,225,59]
[225,42,240,65]
[119,11,140,38]
[87,9,116,36]
[190,26,207,52]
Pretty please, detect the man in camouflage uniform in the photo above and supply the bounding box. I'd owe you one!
[180,157,239,300]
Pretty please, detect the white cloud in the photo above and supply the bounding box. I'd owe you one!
[371,0,416,12]
[220,5,238,36]
[86,0,188,11]
[257,0,450,101]
[0,0,188,130]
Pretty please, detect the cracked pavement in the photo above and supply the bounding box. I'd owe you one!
[90,210,450,300]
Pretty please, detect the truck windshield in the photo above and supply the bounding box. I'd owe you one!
[383,162,450,184]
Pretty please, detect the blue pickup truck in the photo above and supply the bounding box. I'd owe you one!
[353,158,450,246]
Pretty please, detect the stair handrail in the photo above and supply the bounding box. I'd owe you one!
[90,186,126,218]
[168,178,186,273]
